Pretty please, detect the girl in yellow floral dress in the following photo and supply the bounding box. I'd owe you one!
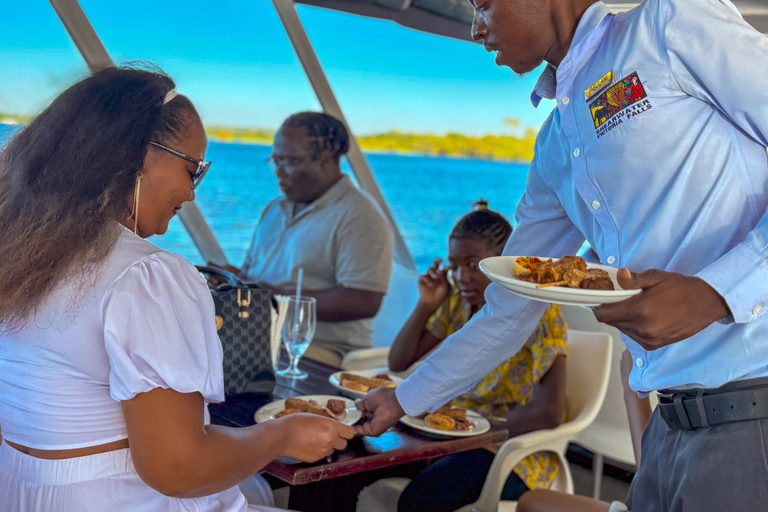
[388,200,568,512]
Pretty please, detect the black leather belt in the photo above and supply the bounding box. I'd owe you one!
[658,383,768,430]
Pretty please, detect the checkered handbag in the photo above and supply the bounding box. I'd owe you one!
[197,266,276,395]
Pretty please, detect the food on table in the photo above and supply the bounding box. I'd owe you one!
[274,408,302,418]
[420,405,475,431]
[339,372,398,393]
[424,413,456,431]
[340,379,370,392]
[326,399,346,415]
[276,397,342,420]
[434,405,467,421]
[514,256,615,290]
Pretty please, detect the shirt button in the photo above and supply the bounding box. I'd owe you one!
[573,148,581,157]
[754,305,763,315]
[607,256,616,265]
[591,200,601,210]
[562,96,570,105]
[635,358,645,368]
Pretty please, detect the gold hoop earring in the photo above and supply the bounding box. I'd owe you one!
[133,177,142,235]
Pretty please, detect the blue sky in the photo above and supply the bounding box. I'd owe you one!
[0,0,554,136]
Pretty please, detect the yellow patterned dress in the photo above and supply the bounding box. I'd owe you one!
[426,286,568,491]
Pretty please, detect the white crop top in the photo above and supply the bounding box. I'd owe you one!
[0,226,224,449]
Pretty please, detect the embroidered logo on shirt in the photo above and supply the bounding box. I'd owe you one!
[589,72,648,130]
[584,70,613,102]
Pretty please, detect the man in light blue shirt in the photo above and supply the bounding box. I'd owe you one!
[357,0,768,508]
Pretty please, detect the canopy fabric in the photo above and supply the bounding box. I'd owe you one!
[296,0,768,40]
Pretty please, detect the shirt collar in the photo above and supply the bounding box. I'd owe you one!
[280,174,352,220]
[530,1,613,107]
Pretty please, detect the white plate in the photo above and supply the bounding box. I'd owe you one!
[254,395,361,425]
[399,411,490,437]
[328,370,404,400]
[479,256,641,307]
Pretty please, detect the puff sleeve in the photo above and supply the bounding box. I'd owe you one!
[102,251,225,403]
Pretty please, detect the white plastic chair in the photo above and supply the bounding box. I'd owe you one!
[456,329,613,512]
[560,305,657,499]
[340,263,420,371]
[355,329,612,512]
[340,348,391,371]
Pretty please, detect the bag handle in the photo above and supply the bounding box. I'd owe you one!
[196,265,244,288]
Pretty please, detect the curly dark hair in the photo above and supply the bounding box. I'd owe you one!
[281,111,349,161]
[0,64,199,331]
[449,199,512,253]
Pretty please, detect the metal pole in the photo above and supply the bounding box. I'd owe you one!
[48,0,229,265]
[271,0,417,271]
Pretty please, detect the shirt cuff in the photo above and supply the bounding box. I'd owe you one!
[395,375,427,416]
[696,242,768,324]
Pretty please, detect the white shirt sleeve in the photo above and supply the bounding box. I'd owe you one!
[102,251,225,403]
[396,147,586,415]
[662,0,768,323]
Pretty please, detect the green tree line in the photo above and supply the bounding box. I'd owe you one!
[206,125,537,162]
[1,116,537,162]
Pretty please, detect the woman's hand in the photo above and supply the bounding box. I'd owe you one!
[417,258,450,313]
[277,414,356,462]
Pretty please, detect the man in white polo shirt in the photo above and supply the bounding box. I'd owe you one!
[239,112,394,366]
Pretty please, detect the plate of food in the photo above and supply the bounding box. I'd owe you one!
[399,405,490,437]
[479,255,641,306]
[328,370,403,400]
[254,395,361,426]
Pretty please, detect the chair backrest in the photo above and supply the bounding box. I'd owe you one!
[371,262,420,348]
[460,328,612,512]
[339,347,391,371]
[562,305,655,465]
[563,329,613,429]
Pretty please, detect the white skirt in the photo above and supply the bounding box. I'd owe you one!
[0,440,280,512]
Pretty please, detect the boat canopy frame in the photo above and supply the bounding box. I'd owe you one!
[47,0,768,269]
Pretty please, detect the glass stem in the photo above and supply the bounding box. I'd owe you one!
[287,351,300,374]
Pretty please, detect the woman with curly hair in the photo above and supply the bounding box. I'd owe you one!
[0,66,353,511]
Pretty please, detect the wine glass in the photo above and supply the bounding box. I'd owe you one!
[276,296,316,379]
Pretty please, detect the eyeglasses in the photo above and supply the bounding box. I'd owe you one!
[149,141,211,190]
[265,153,313,171]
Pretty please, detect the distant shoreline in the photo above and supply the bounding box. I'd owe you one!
[207,135,531,164]
[0,118,534,164]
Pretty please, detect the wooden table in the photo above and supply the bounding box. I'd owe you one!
[209,356,509,511]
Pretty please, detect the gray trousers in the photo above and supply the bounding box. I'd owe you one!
[627,407,768,511]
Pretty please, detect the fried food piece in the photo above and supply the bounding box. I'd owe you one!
[274,408,302,418]
[559,268,615,290]
[306,404,337,419]
[424,413,456,431]
[580,269,615,290]
[340,373,397,390]
[373,374,394,382]
[341,379,369,392]
[326,399,346,415]
[282,397,338,419]
[434,405,467,421]
[285,397,310,411]
[539,256,587,284]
